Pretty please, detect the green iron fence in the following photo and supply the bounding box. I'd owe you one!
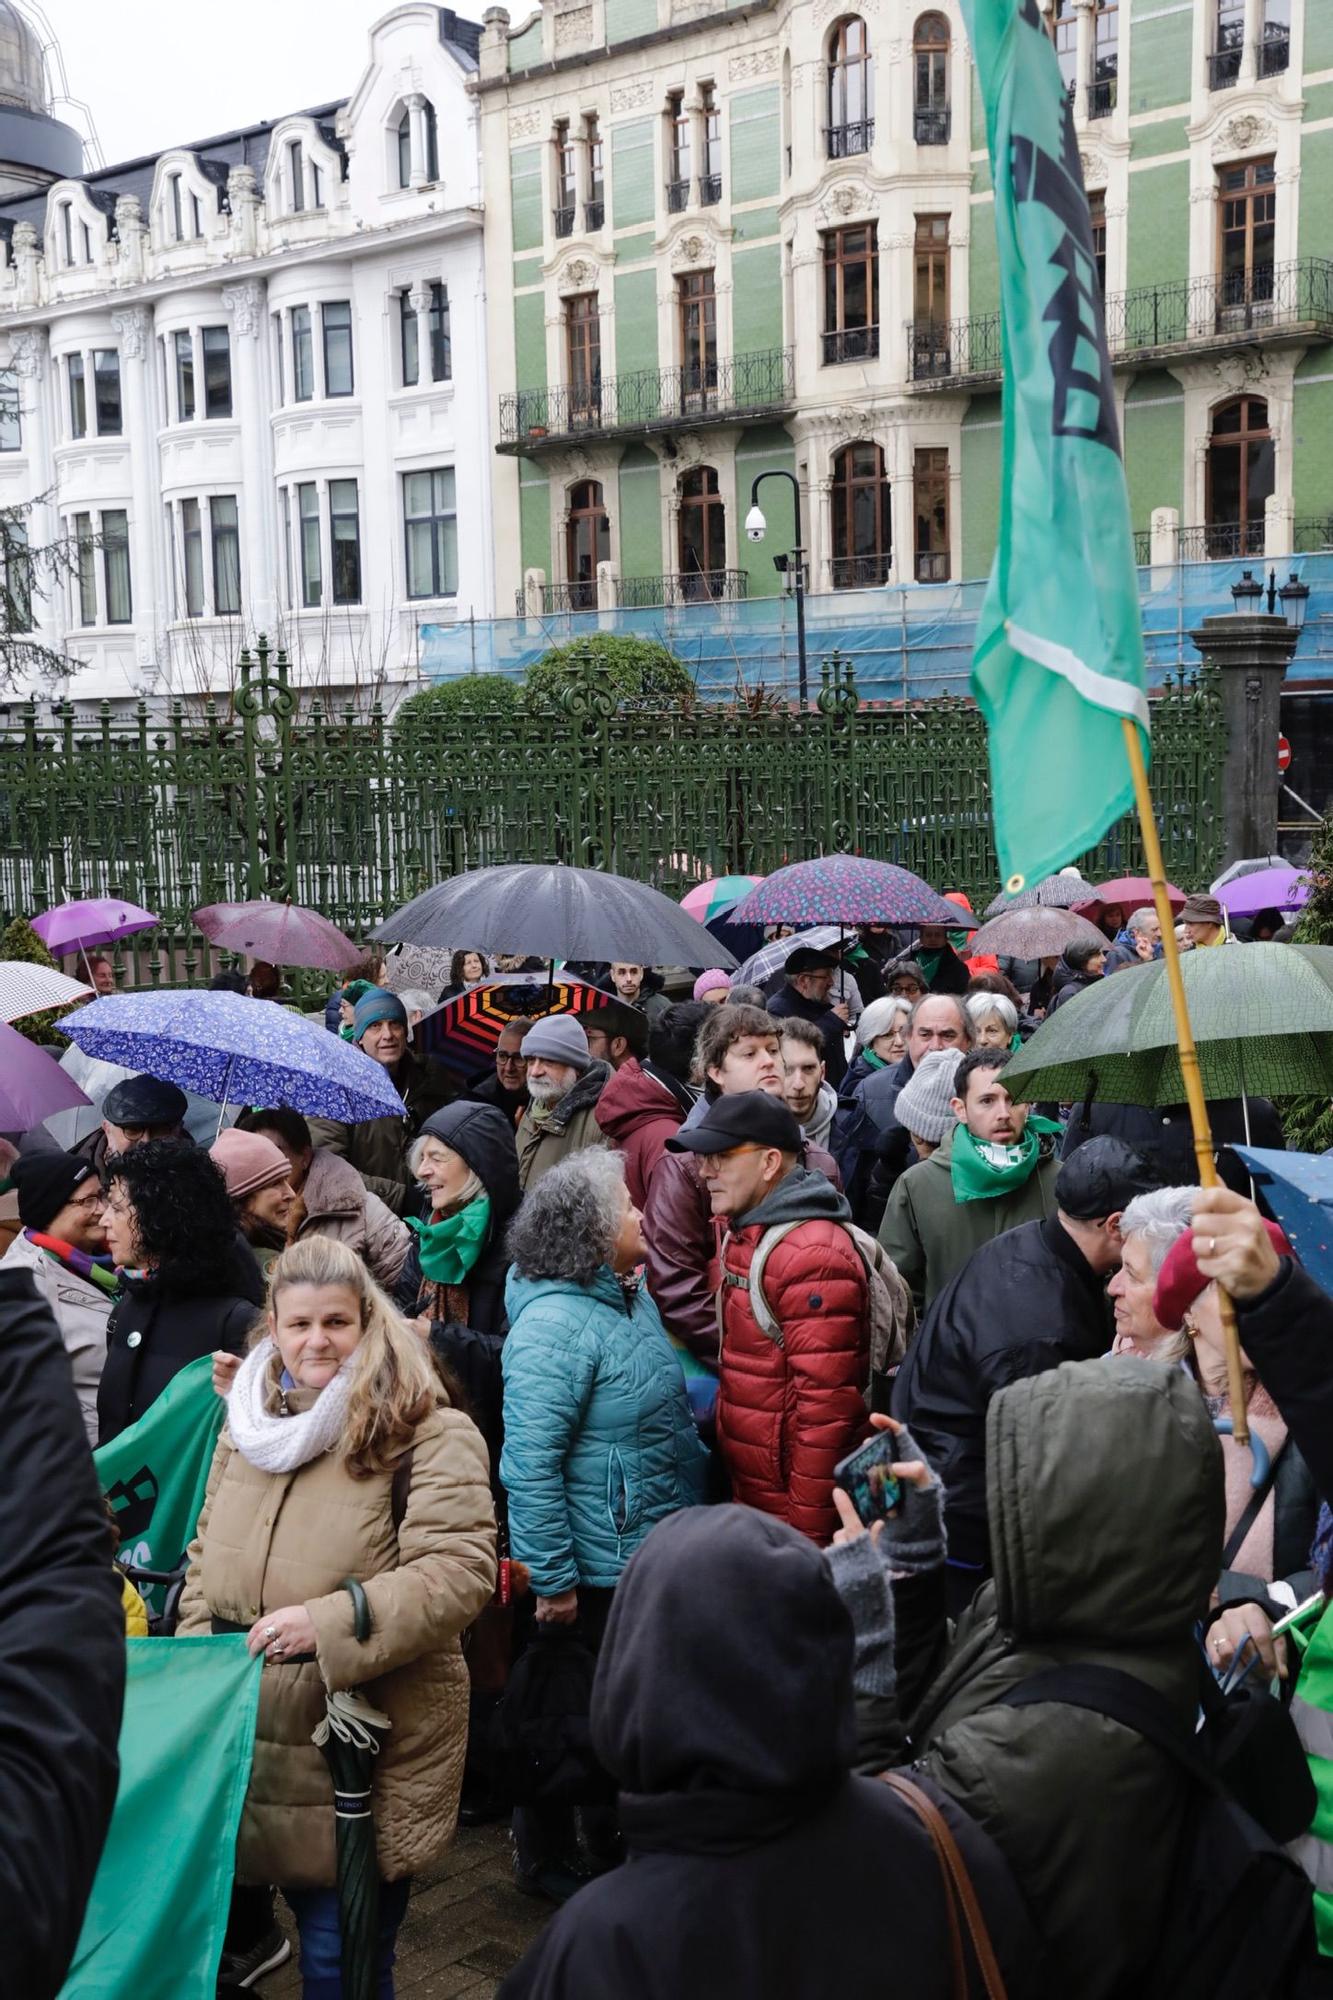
[0,639,1225,983]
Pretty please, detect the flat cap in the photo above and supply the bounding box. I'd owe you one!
[101,1073,189,1129]
[1054,1136,1160,1220]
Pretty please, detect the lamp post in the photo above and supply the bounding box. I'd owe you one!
[745,470,808,709]
[1230,565,1310,627]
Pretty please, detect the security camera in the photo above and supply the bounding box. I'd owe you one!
[745,505,767,543]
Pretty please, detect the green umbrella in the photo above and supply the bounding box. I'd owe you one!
[1004,943,1333,1106]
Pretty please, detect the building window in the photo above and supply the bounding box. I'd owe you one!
[168,173,183,242]
[6,519,31,631]
[1217,156,1275,308]
[585,113,604,229]
[831,441,890,588]
[190,190,203,238]
[423,101,439,183]
[279,486,292,607]
[211,495,241,614]
[678,465,726,596]
[81,221,92,263]
[400,290,420,386]
[67,353,87,438]
[0,374,19,452]
[92,350,121,436]
[1212,0,1244,88]
[913,447,951,581]
[1206,395,1272,558]
[566,478,609,609]
[74,511,96,624]
[565,292,602,426]
[678,269,718,400]
[174,329,195,421]
[271,315,284,404]
[1089,0,1118,117]
[289,140,306,212]
[429,285,451,382]
[292,306,314,401]
[1089,189,1107,294]
[1052,0,1077,94]
[297,481,321,606]
[403,467,458,599]
[60,201,74,266]
[1262,0,1291,77]
[102,508,131,624]
[322,302,354,397]
[181,497,204,615]
[667,90,691,210]
[554,119,576,236]
[397,108,413,188]
[201,326,232,418]
[913,14,950,143]
[823,223,878,363]
[330,478,361,605]
[913,213,950,375]
[700,85,722,204]
[827,18,873,158]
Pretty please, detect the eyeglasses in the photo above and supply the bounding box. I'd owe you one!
[495,1051,527,1068]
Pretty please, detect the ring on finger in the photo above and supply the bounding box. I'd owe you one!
[1208,1236,1217,1255]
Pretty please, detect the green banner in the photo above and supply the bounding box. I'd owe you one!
[59,1636,262,2000]
[961,0,1149,893]
[95,1355,225,1615]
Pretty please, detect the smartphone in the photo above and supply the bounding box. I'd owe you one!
[833,1432,902,1527]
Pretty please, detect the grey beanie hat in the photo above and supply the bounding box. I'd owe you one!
[894,1048,962,1144]
[520,1012,592,1073]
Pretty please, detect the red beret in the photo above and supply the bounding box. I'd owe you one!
[1153,1219,1290,1332]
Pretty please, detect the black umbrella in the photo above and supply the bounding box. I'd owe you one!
[311,1581,392,2000]
[372,864,737,971]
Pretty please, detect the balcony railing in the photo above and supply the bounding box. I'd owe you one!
[825,119,874,159]
[1294,517,1333,554]
[666,178,690,213]
[1133,530,1152,566]
[498,346,795,450]
[829,553,891,589]
[584,198,604,231]
[700,173,722,207]
[617,568,748,608]
[1209,35,1243,90]
[909,258,1333,388]
[914,107,951,144]
[822,324,880,365]
[1088,73,1116,119]
[1260,27,1290,76]
[1178,522,1265,562]
[514,580,599,615]
[553,204,575,238]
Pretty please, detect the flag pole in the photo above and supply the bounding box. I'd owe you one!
[1120,717,1250,1444]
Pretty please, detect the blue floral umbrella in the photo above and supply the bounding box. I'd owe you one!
[60,992,406,1123]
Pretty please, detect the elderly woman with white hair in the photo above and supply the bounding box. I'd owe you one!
[964,991,1019,1052]
[842,995,913,1097]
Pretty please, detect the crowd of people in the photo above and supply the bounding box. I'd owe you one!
[5,890,1333,2000]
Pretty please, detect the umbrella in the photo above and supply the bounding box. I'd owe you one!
[733,925,845,988]
[60,992,406,1124]
[32,897,158,957]
[1002,943,1333,1106]
[0,961,91,1023]
[1212,856,1286,893]
[730,855,977,931]
[45,1045,235,1151]
[371,865,736,970]
[679,875,764,925]
[193,900,363,974]
[965,907,1110,961]
[0,1021,90,1129]
[414,975,607,1081]
[1215,867,1311,920]
[379,943,455,997]
[1079,876,1186,920]
[312,1682,392,2000]
[982,873,1095,918]
[1231,1147,1333,1299]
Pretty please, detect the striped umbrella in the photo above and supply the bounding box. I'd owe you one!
[731,856,977,930]
[413,975,607,1082]
[0,961,92,1024]
[679,875,764,925]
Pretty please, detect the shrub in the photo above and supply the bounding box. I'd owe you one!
[524,635,695,711]
[2,914,69,1047]
[394,674,524,738]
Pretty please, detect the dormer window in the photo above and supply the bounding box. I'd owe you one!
[80,221,91,263]
[397,109,412,189]
[289,140,306,213]
[191,190,202,238]
[423,102,439,183]
[60,200,73,267]
[169,173,183,243]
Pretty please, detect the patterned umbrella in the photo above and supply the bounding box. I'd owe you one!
[193,900,363,973]
[1232,1147,1333,1299]
[0,1021,90,1128]
[60,991,406,1122]
[1003,943,1333,1105]
[414,976,606,1081]
[730,856,977,930]
[0,961,91,1023]
[983,873,1096,917]
[32,897,158,956]
[1215,867,1311,919]
[965,907,1109,960]
[733,926,845,989]
[679,876,764,925]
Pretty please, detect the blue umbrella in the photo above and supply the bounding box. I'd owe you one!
[1232,1146,1333,1301]
[60,992,405,1124]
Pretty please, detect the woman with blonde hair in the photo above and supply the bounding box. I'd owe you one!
[180,1236,496,1996]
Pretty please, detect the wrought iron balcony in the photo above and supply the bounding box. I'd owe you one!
[700,173,722,207]
[828,553,891,589]
[617,568,748,608]
[908,258,1333,391]
[553,204,575,238]
[1259,27,1290,76]
[1133,531,1152,566]
[1177,522,1265,562]
[1294,517,1333,554]
[666,178,690,213]
[497,346,795,452]
[914,107,951,145]
[514,580,600,615]
[822,324,879,365]
[825,119,874,159]
[584,199,604,231]
[1087,73,1116,119]
[1209,35,1243,90]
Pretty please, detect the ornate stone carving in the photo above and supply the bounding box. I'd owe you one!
[509,106,542,139]
[817,179,874,225]
[1078,148,1108,189]
[8,327,44,377]
[611,78,654,112]
[554,7,593,47]
[728,47,779,79]
[408,282,432,317]
[222,282,263,336]
[110,307,148,359]
[1213,113,1275,159]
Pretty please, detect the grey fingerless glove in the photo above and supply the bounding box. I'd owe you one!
[825,1532,896,1698]
[882,1426,947,1575]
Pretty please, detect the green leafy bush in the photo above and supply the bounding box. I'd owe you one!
[2,914,69,1047]
[394,674,524,738]
[524,635,695,711]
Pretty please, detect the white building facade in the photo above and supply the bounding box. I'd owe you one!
[0,3,492,707]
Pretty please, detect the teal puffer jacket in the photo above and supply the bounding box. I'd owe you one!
[500,1266,708,1596]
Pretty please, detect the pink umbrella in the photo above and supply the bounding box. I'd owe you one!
[32,897,158,957]
[194,900,363,973]
[0,1020,91,1130]
[1076,876,1187,922]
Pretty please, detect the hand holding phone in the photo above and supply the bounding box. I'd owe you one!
[833,1430,902,1527]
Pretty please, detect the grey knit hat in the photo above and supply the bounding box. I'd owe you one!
[520,1012,592,1072]
[894,1049,962,1144]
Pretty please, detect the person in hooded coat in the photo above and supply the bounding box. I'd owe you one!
[497,1504,1041,2000]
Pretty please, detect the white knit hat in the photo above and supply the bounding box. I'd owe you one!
[894,1049,963,1144]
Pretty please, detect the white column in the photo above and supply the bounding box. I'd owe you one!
[109,307,165,673]
[408,282,433,383]
[223,281,277,635]
[407,94,428,190]
[1239,0,1263,84]
[1073,0,1095,122]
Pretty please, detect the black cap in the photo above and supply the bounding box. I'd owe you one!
[785,947,838,975]
[12,1150,95,1232]
[1055,1136,1161,1220]
[666,1090,803,1156]
[582,1000,650,1059]
[101,1074,189,1129]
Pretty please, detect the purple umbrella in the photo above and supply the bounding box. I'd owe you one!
[1216,867,1311,920]
[730,856,978,930]
[0,1021,91,1130]
[32,898,158,958]
[194,900,363,974]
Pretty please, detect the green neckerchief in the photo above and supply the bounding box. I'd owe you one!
[406,1194,492,1285]
[947,930,970,953]
[950,1119,1060,1205]
[861,1047,889,1072]
[917,949,942,981]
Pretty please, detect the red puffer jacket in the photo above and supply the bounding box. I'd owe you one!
[594,1059,686,1209]
[716,1166,870,1542]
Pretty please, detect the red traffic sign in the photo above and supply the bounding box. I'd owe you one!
[1278,735,1292,774]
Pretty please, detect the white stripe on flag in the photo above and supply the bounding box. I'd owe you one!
[1006,622,1151,732]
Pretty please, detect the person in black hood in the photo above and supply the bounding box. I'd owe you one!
[1048,936,1106,1011]
[498,1503,1040,2000]
[466,1018,535,1122]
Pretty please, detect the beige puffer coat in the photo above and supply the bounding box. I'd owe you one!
[177,1397,496,1888]
[294,1148,411,1289]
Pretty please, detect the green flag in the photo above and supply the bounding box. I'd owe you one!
[95,1355,225,1615]
[962,0,1149,893]
[60,1637,262,2000]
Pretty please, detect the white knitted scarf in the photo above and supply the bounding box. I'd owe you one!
[226,1335,355,1474]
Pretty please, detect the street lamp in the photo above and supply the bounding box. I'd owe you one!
[1231,564,1311,630]
[1278,570,1311,631]
[746,470,808,709]
[1230,568,1264,613]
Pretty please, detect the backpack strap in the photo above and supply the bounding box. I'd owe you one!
[878,1772,1010,2000]
[999,1664,1216,1791]
[1220,1437,1287,1570]
[735,1221,805,1347]
[390,1447,415,1533]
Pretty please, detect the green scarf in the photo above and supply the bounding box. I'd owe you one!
[861,1047,889,1072]
[406,1194,492,1285]
[950,1119,1060,1205]
[917,950,942,982]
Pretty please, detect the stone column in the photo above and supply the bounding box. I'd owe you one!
[1150,505,1178,568]
[1189,612,1300,867]
[109,306,163,671]
[407,94,428,189]
[223,280,276,633]
[1239,0,1262,84]
[408,282,433,383]
[1073,0,1095,121]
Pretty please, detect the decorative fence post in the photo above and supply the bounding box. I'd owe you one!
[234,635,296,902]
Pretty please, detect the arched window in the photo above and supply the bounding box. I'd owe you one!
[566,480,610,609]
[397,108,412,189]
[830,442,890,588]
[423,100,440,183]
[827,18,873,158]
[678,467,726,599]
[1205,395,1272,559]
[913,14,950,144]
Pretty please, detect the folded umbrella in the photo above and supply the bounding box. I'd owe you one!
[194,900,363,974]
[414,975,606,1081]
[0,1021,91,1129]
[730,856,977,931]
[60,991,406,1124]
[679,875,764,925]
[965,907,1109,961]
[312,1686,392,2000]
[31,897,158,957]
[1215,867,1311,921]
[0,961,91,1023]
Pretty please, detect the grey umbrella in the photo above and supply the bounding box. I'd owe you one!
[983,873,1095,918]
[371,864,737,970]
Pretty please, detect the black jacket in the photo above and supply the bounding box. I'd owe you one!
[1234,1259,1333,1514]
[1049,964,1102,1011]
[892,1214,1112,1575]
[97,1233,264,1445]
[833,1049,916,1229]
[0,1271,124,1998]
[465,1070,529,1121]
[1061,1095,1286,1194]
[766,983,848,1088]
[498,1505,1040,2000]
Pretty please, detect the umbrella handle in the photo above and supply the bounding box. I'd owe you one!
[1213,1417,1272,1491]
[340,1576,373,1642]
